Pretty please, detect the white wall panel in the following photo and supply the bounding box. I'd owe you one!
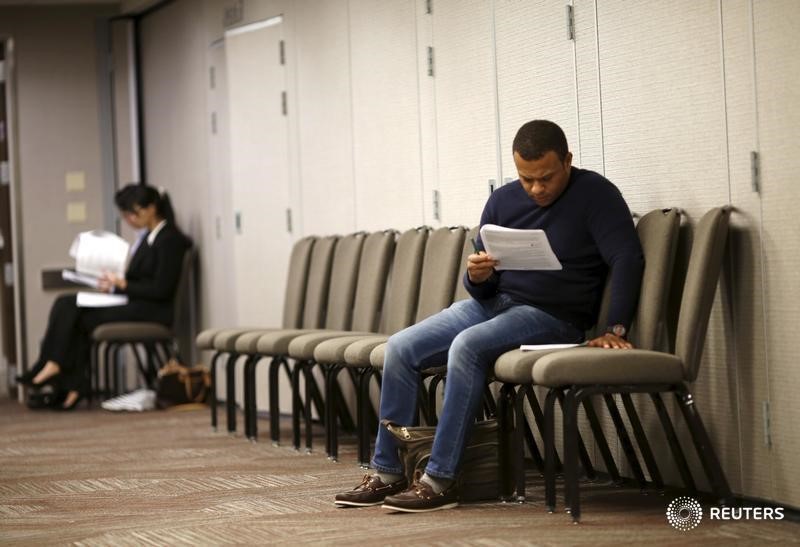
[494,0,579,184]
[415,0,440,227]
[225,22,292,328]
[754,0,800,508]
[348,0,424,231]
[294,0,355,236]
[721,0,771,500]
[203,42,237,330]
[597,1,728,215]
[573,0,603,173]
[432,0,498,226]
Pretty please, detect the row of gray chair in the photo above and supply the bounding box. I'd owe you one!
[196,226,472,459]
[196,207,733,521]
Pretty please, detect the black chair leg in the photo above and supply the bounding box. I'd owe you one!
[543,389,559,513]
[225,352,239,434]
[290,360,305,450]
[267,356,283,444]
[621,393,664,491]
[581,397,622,485]
[650,392,696,493]
[496,383,516,501]
[209,352,222,431]
[564,388,582,523]
[242,355,258,440]
[674,386,733,504]
[357,366,377,467]
[603,393,647,490]
[555,389,595,481]
[103,343,115,399]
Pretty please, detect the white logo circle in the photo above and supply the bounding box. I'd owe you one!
[666,496,703,531]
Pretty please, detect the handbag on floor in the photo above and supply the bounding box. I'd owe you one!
[156,359,211,409]
[381,418,513,502]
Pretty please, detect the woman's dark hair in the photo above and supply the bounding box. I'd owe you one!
[114,183,176,225]
[512,119,569,162]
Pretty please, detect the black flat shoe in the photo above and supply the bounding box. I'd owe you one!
[16,368,60,389]
[56,392,86,411]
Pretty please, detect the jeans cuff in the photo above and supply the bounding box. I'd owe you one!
[423,464,456,481]
[371,460,404,476]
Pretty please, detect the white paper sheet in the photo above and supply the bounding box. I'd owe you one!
[61,269,100,289]
[76,291,128,308]
[479,224,561,270]
[69,230,130,278]
[519,343,583,351]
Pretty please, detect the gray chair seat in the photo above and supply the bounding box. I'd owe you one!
[313,335,380,364]
[532,347,684,386]
[343,335,390,367]
[196,328,222,350]
[233,329,285,353]
[255,329,318,355]
[212,327,269,352]
[369,342,387,368]
[92,322,172,342]
[287,330,374,360]
[492,348,573,384]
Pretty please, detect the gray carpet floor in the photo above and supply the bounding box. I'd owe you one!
[1,399,798,546]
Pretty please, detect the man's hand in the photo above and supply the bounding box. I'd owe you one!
[586,333,633,349]
[467,252,498,284]
[97,272,127,293]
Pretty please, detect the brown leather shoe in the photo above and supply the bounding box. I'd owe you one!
[381,478,459,513]
[334,474,409,507]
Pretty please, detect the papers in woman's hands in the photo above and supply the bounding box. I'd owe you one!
[479,224,561,270]
[63,230,130,307]
[61,269,100,289]
[76,292,128,308]
[69,230,130,278]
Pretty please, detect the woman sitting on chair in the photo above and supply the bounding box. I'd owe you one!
[16,184,192,410]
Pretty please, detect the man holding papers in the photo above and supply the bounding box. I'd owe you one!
[336,120,643,513]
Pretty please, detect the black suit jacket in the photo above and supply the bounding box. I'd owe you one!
[81,223,192,329]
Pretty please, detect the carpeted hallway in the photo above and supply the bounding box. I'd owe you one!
[1,399,797,546]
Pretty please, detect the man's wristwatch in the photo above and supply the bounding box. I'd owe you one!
[606,324,627,339]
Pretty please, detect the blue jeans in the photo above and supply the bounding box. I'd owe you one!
[371,294,583,480]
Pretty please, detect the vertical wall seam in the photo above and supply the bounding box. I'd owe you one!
[346,0,358,230]
[571,0,582,166]
[718,0,744,494]
[490,0,503,185]
[749,0,774,497]
[593,0,605,176]
[413,0,427,225]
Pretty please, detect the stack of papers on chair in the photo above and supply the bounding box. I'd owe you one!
[519,343,583,351]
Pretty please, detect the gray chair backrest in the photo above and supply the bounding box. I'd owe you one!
[630,208,681,350]
[301,236,339,329]
[350,231,396,332]
[324,233,366,330]
[281,237,316,329]
[675,207,730,381]
[379,227,429,335]
[415,226,467,321]
[172,247,197,362]
[453,226,480,302]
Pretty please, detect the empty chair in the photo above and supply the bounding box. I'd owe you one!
[196,236,316,431]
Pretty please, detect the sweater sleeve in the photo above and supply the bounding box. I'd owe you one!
[120,231,187,302]
[464,193,501,300]
[586,185,644,331]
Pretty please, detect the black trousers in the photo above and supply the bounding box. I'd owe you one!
[35,294,170,392]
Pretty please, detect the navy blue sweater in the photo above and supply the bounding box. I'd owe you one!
[465,167,643,332]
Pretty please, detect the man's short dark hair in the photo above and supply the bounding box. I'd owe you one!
[512,120,569,162]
